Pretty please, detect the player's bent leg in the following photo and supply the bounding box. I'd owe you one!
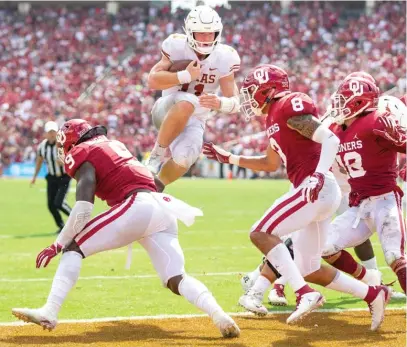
[249,191,325,323]
[157,101,195,147]
[158,117,204,185]
[354,239,378,270]
[375,191,406,293]
[148,97,195,174]
[158,159,190,185]
[305,264,391,331]
[239,263,276,316]
[139,226,240,338]
[323,250,382,286]
[240,238,293,313]
[12,248,83,331]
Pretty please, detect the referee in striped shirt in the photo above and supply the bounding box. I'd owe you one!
[31,121,72,233]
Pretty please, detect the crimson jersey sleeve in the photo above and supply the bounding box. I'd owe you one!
[64,145,90,178]
[278,93,319,122]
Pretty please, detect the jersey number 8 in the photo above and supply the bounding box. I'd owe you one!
[291,97,304,112]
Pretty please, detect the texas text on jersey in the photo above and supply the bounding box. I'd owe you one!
[161,33,240,98]
[266,92,321,188]
[331,110,404,201]
[65,137,156,206]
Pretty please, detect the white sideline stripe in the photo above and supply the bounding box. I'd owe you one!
[1,245,251,257]
[0,271,243,283]
[1,307,405,327]
[0,266,394,283]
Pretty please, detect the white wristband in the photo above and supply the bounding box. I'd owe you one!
[219,96,240,114]
[229,155,240,165]
[177,70,192,85]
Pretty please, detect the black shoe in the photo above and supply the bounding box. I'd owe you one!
[56,226,64,234]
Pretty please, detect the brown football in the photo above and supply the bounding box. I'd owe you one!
[168,60,194,72]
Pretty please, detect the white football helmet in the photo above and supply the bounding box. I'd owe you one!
[378,95,407,129]
[183,6,223,55]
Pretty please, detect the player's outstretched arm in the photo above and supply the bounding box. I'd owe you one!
[55,162,96,248]
[203,143,280,172]
[36,162,96,268]
[199,74,240,113]
[287,115,339,174]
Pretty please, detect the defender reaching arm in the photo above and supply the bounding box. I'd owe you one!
[36,162,95,268]
[203,143,280,172]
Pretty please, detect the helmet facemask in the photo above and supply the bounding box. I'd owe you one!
[330,79,378,125]
[185,30,221,55]
[240,85,275,121]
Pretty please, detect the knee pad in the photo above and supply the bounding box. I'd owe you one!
[172,144,201,169]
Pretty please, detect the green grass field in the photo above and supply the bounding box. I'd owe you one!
[0,178,404,323]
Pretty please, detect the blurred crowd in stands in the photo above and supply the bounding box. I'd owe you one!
[0,1,405,178]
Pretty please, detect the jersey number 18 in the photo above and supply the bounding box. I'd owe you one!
[336,151,366,178]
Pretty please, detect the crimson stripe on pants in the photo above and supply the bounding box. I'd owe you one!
[82,200,125,231]
[394,191,405,254]
[254,190,303,232]
[76,194,137,246]
[266,200,308,234]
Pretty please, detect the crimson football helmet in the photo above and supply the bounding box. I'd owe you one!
[56,119,93,160]
[329,77,379,125]
[240,64,291,120]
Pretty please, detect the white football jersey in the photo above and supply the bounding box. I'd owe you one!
[161,34,240,97]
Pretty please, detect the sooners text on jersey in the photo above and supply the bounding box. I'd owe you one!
[266,92,321,187]
[331,110,402,198]
[64,136,156,206]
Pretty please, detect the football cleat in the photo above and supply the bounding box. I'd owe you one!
[268,284,288,306]
[368,286,391,331]
[391,290,406,300]
[286,291,325,324]
[361,269,382,286]
[12,307,57,331]
[212,311,240,338]
[238,291,268,316]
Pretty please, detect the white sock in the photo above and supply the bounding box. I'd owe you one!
[178,275,224,319]
[151,142,167,157]
[361,257,378,270]
[326,270,368,299]
[43,252,82,316]
[275,276,288,286]
[267,243,306,292]
[250,275,271,296]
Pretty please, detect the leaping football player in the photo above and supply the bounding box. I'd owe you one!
[146,5,240,186]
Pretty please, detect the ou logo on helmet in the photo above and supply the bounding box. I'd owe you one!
[56,130,66,146]
[349,79,364,96]
[253,68,269,84]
